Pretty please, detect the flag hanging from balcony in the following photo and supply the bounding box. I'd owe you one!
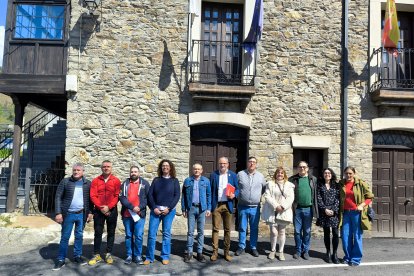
[382,0,400,49]
[243,0,264,55]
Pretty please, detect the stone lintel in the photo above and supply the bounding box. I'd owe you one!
[188,112,251,128]
[372,117,414,132]
[188,82,256,95]
[291,135,331,149]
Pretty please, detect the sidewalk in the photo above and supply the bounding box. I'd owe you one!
[1,213,413,275]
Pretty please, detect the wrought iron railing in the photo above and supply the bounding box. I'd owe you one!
[0,111,60,165]
[370,47,414,92]
[189,40,256,86]
[28,169,64,215]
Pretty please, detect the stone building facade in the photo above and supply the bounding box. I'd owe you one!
[60,0,414,236]
[67,0,371,179]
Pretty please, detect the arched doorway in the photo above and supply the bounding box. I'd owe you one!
[190,124,248,176]
[372,130,414,238]
[190,124,248,231]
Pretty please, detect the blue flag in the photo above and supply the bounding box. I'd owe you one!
[243,0,263,55]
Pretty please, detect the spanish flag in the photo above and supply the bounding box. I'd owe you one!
[382,0,400,49]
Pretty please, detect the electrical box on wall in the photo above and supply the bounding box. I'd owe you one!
[65,75,78,93]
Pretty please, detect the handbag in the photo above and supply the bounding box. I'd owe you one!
[275,210,291,224]
[274,183,291,224]
[367,206,375,222]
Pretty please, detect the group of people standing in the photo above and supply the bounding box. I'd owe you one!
[52,157,374,271]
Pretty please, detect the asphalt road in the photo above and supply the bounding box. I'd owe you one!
[0,235,413,276]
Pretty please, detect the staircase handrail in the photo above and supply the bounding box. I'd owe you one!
[0,111,48,146]
[0,111,61,164]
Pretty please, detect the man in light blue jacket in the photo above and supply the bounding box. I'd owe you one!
[181,163,211,263]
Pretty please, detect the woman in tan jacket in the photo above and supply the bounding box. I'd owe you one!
[261,167,295,261]
[339,166,374,266]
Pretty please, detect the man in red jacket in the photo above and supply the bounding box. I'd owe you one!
[89,160,121,265]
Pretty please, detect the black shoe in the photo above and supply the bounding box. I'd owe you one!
[293,253,300,259]
[251,249,259,257]
[349,262,359,267]
[332,253,339,264]
[302,252,310,260]
[235,248,245,256]
[52,260,65,271]
[325,252,332,263]
[183,253,192,263]
[340,258,348,264]
[196,253,206,263]
[73,256,87,266]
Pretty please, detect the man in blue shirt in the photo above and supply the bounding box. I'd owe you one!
[53,163,93,271]
[181,163,211,263]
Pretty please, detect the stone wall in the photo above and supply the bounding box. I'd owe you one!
[65,0,374,234]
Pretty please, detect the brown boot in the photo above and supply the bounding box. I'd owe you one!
[224,252,232,262]
[210,251,218,262]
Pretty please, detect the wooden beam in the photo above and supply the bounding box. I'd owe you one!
[6,96,27,213]
[0,74,66,94]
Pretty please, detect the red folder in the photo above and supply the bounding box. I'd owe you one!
[226,183,235,197]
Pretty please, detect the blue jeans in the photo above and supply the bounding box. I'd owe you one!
[341,210,363,265]
[186,205,206,254]
[123,216,146,258]
[294,207,313,254]
[145,209,176,262]
[238,205,260,250]
[57,212,84,261]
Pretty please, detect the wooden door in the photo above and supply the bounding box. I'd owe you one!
[190,141,247,177]
[372,148,414,238]
[200,2,243,84]
[372,149,394,237]
[393,150,414,238]
[190,140,247,231]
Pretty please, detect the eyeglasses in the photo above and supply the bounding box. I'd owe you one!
[248,161,257,163]
[298,166,307,169]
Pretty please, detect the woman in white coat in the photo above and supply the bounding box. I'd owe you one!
[261,167,295,261]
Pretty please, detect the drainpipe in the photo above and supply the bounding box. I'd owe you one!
[341,0,349,176]
[186,1,192,84]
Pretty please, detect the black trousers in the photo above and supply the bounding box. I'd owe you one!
[93,207,118,254]
[323,226,339,253]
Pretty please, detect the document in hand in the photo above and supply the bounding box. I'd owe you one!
[226,183,235,197]
[128,209,140,222]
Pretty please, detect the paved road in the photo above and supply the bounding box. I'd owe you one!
[0,234,413,276]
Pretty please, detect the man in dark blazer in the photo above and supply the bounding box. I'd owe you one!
[53,163,93,271]
[209,156,239,262]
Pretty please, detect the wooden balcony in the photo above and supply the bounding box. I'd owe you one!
[370,47,414,106]
[188,40,257,102]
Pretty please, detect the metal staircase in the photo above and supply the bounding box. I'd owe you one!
[0,111,66,213]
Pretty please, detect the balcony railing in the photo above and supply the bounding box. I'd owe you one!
[189,40,256,86]
[370,47,414,92]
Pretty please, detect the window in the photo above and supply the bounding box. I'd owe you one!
[14,4,65,40]
[293,149,324,180]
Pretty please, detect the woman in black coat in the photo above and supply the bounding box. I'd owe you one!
[316,168,340,264]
